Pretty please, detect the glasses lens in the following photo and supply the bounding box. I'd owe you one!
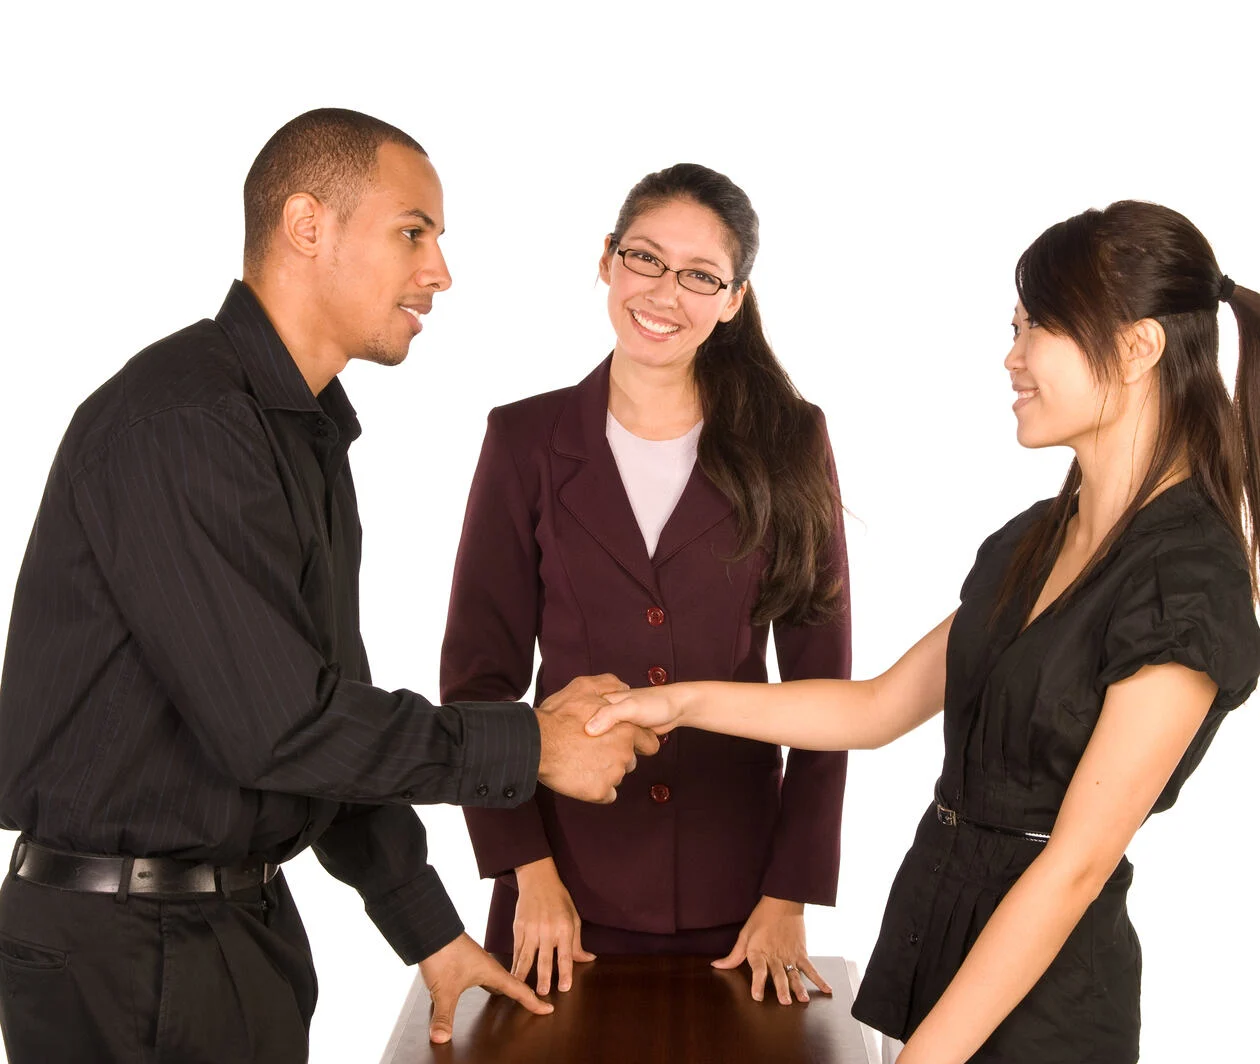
[678,271,721,295]
[621,249,663,278]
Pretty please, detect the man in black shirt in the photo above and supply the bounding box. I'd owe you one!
[0,109,654,1062]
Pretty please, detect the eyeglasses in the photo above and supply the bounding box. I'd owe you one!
[614,247,731,296]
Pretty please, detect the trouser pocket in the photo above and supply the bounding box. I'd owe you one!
[0,933,85,1064]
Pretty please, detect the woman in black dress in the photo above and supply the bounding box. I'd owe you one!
[585,200,1260,1062]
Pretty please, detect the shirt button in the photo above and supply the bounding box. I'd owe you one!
[476,784,489,798]
[503,786,516,800]
[645,607,666,627]
[931,862,941,873]
[909,932,920,945]
[649,784,671,803]
[658,733,671,746]
[400,790,414,801]
[647,666,668,686]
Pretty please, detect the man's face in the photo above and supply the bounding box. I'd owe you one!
[321,142,451,367]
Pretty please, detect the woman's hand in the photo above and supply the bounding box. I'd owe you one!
[585,683,693,736]
[511,857,595,995]
[715,895,832,1004]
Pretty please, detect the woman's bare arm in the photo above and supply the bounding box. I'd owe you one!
[585,612,954,750]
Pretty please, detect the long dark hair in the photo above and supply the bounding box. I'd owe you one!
[997,200,1260,617]
[608,163,842,626]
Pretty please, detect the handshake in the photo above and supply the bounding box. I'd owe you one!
[533,674,661,803]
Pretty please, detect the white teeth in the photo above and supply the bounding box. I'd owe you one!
[400,306,423,324]
[1016,389,1038,400]
[631,309,680,335]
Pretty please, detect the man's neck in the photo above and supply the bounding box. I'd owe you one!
[243,274,346,396]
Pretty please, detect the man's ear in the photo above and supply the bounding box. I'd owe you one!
[1121,318,1167,384]
[280,192,328,260]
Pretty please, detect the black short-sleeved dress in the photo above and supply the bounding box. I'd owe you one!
[851,479,1260,1062]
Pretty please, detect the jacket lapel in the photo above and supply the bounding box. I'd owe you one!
[652,466,734,567]
[554,358,660,596]
[553,356,737,590]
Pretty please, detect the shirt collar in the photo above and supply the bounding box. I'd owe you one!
[215,280,361,442]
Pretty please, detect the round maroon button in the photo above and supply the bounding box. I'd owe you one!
[650,784,671,803]
[645,607,666,627]
[647,666,668,686]
[657,732,671,746]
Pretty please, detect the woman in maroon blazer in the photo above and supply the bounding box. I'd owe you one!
[440,163,850,1007]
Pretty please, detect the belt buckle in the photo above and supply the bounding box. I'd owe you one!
[936,803,959,827]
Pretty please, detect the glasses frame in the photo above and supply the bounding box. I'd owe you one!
[613,246,732,296]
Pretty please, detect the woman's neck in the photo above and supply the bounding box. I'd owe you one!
[1070,389,1185,551]
[608,351,703,440]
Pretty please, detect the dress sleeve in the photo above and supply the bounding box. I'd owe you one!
[760,409,851,907]
[1098,543,1260,711]
[442,410,554,878]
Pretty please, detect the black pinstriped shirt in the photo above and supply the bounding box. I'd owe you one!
[0,281,540,962]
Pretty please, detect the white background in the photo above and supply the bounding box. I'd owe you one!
[2,2,1257,1060]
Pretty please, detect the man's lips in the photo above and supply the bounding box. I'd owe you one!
[399,304,431,332]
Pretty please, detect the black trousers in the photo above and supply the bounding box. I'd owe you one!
[0,868,318,1064]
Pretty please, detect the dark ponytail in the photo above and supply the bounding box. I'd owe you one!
[1225,281,1260,596]
[997,201,1260,618]
[609,164,842,625]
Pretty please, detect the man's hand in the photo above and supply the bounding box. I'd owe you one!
[536,674,659,803]
[418,932,552,1044]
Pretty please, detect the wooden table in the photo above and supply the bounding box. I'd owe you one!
[380,955,880,1063]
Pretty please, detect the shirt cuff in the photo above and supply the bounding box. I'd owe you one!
[450,700,540,806]
[363,863,464,964]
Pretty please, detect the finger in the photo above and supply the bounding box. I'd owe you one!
[588,673,630,695]
[556,928,575,992]
[483,967,554,1017]
[536,939,555,996]
[429,991,457,1044]
[573,925,597,964]
[512,935,538,984]
[788,966,809,1003]
[749,954,768,1002]
[584,704,626,736]
[625,753,637,775]
[769,961,792,1006]
[602,690,632,705]
[798,956,833,995]
[632,727,660,756]
[711,937,748,970]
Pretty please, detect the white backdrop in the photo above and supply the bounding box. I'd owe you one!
[2,2,1257,1060]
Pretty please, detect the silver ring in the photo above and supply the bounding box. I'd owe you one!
[784,963,796,973]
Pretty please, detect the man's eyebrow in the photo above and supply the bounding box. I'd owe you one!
[399,207,444,234]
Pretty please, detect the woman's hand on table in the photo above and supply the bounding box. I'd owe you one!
[419,932,552,1044]
[512,856,595,995]
[715,895,832,1004]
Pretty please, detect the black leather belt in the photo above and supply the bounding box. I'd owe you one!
[10,837,278,899]
[934,794,1051,844]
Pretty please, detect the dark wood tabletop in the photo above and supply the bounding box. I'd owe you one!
[380,955,879,1063]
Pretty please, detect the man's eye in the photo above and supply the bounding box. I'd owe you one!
[403,228,423,242]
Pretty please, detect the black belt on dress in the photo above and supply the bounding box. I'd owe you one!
[9,837,278,900]
[934,793,1051,844]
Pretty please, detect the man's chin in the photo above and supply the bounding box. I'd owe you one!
[355,341,410,368]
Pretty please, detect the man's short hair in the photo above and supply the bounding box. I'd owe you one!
[243,108,427,272]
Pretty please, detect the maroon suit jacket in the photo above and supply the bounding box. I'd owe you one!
[441,357,851,935]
